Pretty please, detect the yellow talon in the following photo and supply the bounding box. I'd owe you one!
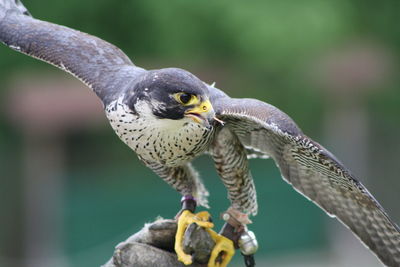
[206,228,235,267]
[175,210,235,266]
[175,210,214,265]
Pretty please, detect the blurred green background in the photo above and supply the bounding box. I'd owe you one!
[0,0,399,266]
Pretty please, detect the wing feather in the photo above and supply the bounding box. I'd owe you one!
[209,86,400,266]
[0,5,145,105]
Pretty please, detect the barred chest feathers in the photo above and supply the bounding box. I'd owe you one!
[105,97,214,166]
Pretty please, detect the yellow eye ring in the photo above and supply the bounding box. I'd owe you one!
[174,92,199,106]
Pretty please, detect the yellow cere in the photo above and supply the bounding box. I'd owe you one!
[186,100,212,114]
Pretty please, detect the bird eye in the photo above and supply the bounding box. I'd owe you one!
[179,93,192,104]
[174,92,199,105]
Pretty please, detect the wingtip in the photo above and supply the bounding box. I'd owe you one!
[0,0,31,17]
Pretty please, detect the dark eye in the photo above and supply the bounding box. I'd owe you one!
[174,92,199,105]
[179,93,192,104]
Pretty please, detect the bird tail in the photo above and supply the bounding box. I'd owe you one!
[0,0,30,21]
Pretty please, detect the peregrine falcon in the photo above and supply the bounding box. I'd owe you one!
[1,1,399,266]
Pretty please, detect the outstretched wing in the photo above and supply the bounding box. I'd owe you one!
[0,1,145,105]
[209,86,400,266]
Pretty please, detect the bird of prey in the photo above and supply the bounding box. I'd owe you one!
[1,1,399,266]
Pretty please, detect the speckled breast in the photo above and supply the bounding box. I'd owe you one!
[105,100,214,167]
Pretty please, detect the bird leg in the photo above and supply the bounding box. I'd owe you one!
[203,208,251,267]
[175,196,235,267]
[219,208,258,267]
[205,227,235,267]
[175,199,251,267]
[175,195,214,265]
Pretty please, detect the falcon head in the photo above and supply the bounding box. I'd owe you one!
[127,68,216,128]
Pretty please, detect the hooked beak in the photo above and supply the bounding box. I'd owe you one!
[185,99,215,127]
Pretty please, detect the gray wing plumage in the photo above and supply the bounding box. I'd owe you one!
[0,0,145,105]
[209,85,400,266]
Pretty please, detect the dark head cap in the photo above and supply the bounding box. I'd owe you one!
[126,68,210,120]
